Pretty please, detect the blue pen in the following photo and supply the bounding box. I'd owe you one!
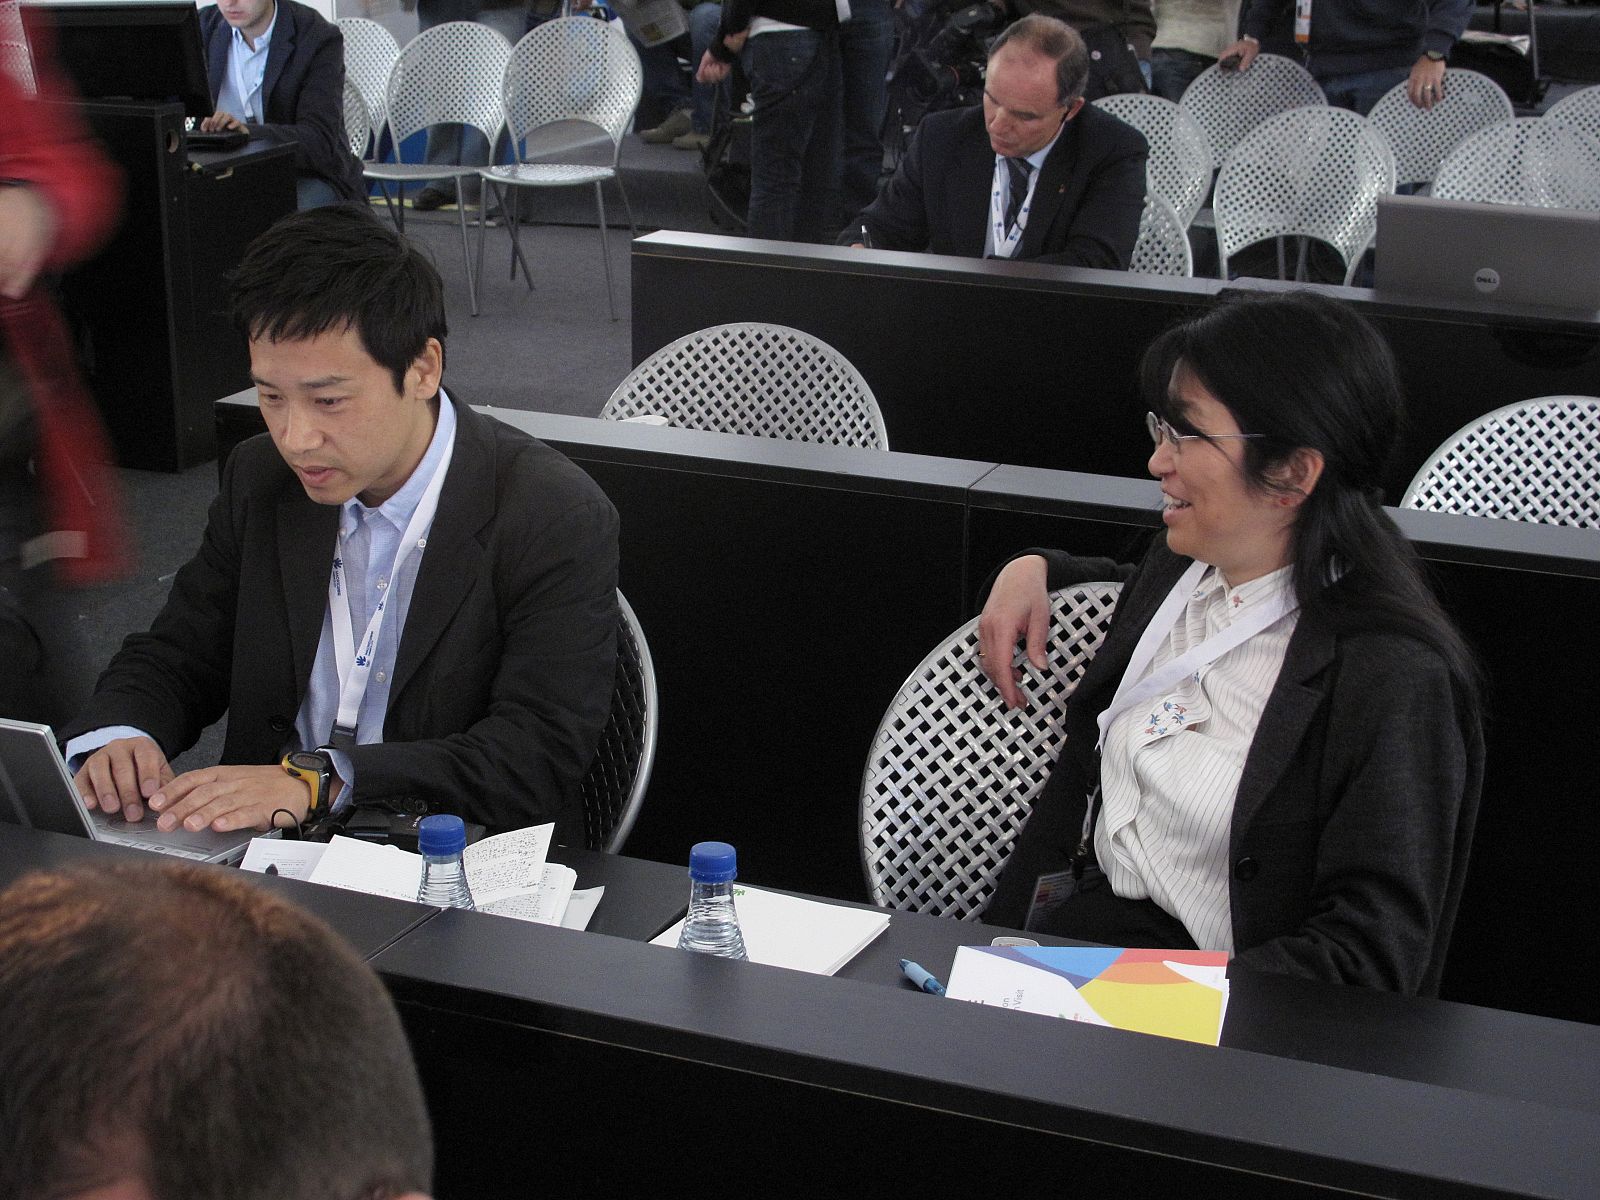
[899,958,947,996]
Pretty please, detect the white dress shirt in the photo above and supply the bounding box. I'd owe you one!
[1095,564,1298,952]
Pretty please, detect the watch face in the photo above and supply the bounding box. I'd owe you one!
[287,751,327,771]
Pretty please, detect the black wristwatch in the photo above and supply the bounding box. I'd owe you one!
[281,749,335,818]
[709,37,738,63]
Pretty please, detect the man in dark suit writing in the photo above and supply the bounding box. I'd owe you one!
[62,206,619,842]
[198,0,363,207]
[852,14,1147,267]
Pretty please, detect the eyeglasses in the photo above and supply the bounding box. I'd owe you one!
[1146,410,1265,453]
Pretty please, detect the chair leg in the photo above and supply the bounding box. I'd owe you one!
[394,182,406,233]
[456,177,478,317]
[506,192,535,292]
[1293,236,1309,283]
[475,182,489,312]
[594,181,616,321]
[613,174,639,238]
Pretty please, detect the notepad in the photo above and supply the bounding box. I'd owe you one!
[946,945,1230,1045]
[651,885,890,975]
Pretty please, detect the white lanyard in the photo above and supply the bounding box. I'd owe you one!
[1094,561,1297,753]
[326,439,454,746]
[988,156,1040,259]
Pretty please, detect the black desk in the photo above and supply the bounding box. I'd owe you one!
[58,102,294,470]
[632,232,1600,504]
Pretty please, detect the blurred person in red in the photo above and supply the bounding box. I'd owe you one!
[0,27,129,724]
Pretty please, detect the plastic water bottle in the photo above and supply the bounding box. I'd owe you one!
[676,841,748,959]
[416,814,475,910]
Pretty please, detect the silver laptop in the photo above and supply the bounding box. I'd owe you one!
[0,718,257,864]
[1375,193,1600,315]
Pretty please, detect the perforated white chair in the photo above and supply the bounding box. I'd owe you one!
[1130,192,1193,276]
[364,21,512,314]
[1402,396,1600,528]
[601,323,889,450]
[342,78,369,159]
[1433,117,1600,209]
[0,38,31,94]
[1093,92,1212,227]
[476,17,642,319]
[1367,70,1512,190]
[1543,83,1600,146]
[338,16,399,159]
[860,583,1122,919]
[1179,54,1326,176]
[1213,105,1394,285]
[580,591,658,853]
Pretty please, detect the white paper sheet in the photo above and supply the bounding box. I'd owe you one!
[240,838,328,880]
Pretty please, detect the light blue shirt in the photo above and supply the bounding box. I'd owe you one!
[66,395,458,812]
[214,1,279,124]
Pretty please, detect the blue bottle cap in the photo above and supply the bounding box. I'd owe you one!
[687,840,738,883]
[418,814,467,856]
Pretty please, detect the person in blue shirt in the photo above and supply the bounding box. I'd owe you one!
[199,0,363,206]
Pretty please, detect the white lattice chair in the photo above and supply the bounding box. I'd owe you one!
[342,78,369,158]
[1432,117,1600,209]
[1130,192,1193,276]
[476,17,642,319]
[1367,70,1511,190]
[601,323,889,449]
[580,591,658,853]
[1213,105,1394,285]
[860,583,1121,918]
[1179,54,1325,176]
[338,16,399,158]
[364,21,512,314]
[1093,92,1212,227]
[1402,396,1600,528]
[1542,83,1600,146]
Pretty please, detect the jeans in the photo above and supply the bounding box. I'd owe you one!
[417,0,528,202]
[296,175,343,209]
[1149,47,1213,103]
[1310,62,1409,116]
[741,29,842,243]
[836,0,893,222]
[633,2,722,134]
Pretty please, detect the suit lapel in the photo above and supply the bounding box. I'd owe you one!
[261,2,295,114]
[387,400,494,705]
[205,16,227,103]
[1019,115,1078,259]
[1231,617,1336,848]
[958,112,998,258]
[277,490,339,701]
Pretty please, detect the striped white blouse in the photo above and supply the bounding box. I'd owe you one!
[1094,564,1299,953]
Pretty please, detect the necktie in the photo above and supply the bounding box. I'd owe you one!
[1005,157,1034,232]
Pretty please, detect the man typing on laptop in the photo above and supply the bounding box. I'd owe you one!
[60,205,619,845]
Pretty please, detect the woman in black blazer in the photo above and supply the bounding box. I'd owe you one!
[979,291,1483,995]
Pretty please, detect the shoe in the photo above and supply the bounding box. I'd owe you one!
[641,108,693,144]
[672,130,710,152]
[411,188,452,211]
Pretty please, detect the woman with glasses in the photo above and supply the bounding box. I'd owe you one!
[979,290,1483,995]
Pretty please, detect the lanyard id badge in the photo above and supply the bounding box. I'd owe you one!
[988,156,1039,259]
[1295,0,1311,44]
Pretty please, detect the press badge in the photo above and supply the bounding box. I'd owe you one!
[1024,870,1078,931]
[1295,0,1311,43]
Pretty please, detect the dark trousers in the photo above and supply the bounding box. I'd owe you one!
[836,0,894,222]
[742,28,842,243]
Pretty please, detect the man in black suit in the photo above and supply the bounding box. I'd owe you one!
[63,206,619,841]
[198,0,363,207]
[852,14,1147,268]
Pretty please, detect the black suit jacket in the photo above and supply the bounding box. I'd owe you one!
[61,397,620,842]
[985,539,1483,995]
[856,102,1147,268]
[201,0,363,201]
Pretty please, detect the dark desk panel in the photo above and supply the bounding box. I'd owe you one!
[549,842,685,941]
[634,233,1600,503]
[376,863,1600,1199]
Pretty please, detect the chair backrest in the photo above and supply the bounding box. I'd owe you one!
[580,591,658,853]
[337,16,399,146]
[1130,192,1193,276]
[503,16,642,157]
[384,20,510,149]
[1214,105,1395,279]
[0,37,31,94]
[1178,54,1326,169]
[859,582,1122,919]
[1093,91,1212,227]
[342,77,370,159]
[1542,82,1600,146]
[1432,117,1600,209]
[1401,396,1600,528]
[1367,69,1512,187]
[601,323,891,450]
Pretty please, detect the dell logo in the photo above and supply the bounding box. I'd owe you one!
[1474,267,1501,293]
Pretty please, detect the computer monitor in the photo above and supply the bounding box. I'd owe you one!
[21,0,212,118]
